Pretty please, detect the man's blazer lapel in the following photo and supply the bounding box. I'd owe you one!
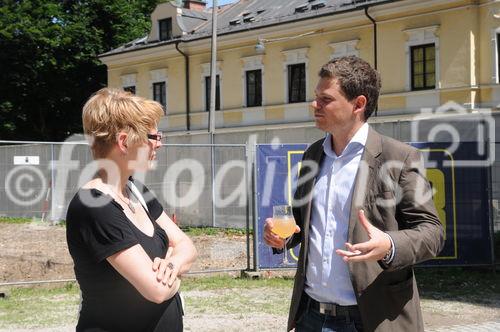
[348,128,382,242]
[299,139,325,272]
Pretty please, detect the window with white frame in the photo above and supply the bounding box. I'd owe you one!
[404,25,439,91]
[497,32,500,82]
[246,70,262,107]
[410,44,436,90]
[241,55,263,107]
[282,48,308,104]
[329,39,359,60]
[492,27,500,83]
[153,82,166,110]
[150,69,167,113]
[159,18,172,41]
[121,73,137,94]
[205,75,220,111]
[201,62,222,111]
[288,64,306,103]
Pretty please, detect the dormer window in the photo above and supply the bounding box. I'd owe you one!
[295,4,309,13]
[229,18,241,26]
[159,18,172,41]
[311,1,326,10]
[243,16,255,23]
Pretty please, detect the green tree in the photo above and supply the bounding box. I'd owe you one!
[0,0,164,141]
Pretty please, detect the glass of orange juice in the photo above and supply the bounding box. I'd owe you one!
[272,205,297,266]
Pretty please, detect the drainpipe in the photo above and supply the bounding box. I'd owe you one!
[364,6,377,70]
[175,40,191,131]
[364,6,378,116]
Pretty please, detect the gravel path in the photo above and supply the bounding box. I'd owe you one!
[2,320,500,332]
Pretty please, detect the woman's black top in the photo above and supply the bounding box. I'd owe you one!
[66,181,182,332]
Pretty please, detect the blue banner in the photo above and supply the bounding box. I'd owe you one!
[255,142,493,269]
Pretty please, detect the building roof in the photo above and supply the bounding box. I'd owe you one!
[178,8,210,33]
[100,0,396,58]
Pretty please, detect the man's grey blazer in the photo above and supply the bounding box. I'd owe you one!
[287,128,445,332]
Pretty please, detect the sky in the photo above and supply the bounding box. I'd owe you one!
[206,0,238,8]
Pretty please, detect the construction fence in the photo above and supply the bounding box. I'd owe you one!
[1,111,499,285]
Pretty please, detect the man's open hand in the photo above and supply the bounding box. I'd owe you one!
[336,210,392,262]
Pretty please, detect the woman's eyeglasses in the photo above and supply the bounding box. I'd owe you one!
[147,132,163,142]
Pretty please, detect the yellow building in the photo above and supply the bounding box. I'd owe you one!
[99,0,500,144]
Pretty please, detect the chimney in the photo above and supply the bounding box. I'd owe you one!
[183,0,207,11]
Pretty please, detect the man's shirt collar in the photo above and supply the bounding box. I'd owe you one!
[322,122,369,158]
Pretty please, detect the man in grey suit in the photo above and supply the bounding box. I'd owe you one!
[264,56,444,332]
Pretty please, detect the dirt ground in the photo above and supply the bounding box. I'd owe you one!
[0,222,498,331]
[0,222,248,283]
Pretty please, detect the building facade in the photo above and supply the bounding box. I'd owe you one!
[100,0,500,142]
[99,0,500,228]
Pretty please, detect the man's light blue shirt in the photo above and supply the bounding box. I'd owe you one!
[304,122,369,305]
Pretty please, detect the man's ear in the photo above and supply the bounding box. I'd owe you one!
[353,95,367,118]
[117,132,128,155]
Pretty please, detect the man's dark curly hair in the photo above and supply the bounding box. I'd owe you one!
[318,56,381,120]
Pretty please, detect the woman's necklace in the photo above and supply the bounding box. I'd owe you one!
[108,185,135,213]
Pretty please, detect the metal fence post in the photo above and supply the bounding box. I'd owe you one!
[252,143,259,271]
[210,139,216,227]
[245,143,251,271]
[50,143,55,222]
[486,138,497,273]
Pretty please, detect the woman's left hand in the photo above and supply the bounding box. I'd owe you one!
[152,246,181,287]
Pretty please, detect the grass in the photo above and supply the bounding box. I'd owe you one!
[0,218,245,235]
[0,217,66,226]
[182,275,292,291]
[415,266,500,304]
[181,226,250,237]
[0,276,292,330]
[182,276,293,316]
[0,283,80,329]
[0,217,248,236]
[0,217,35,224]
[0,271,498,330]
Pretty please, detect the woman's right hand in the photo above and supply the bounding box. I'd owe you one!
[151,248,181,301]
[108,244,182,304]
[152,246,181,287]
[168,276,181,296]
